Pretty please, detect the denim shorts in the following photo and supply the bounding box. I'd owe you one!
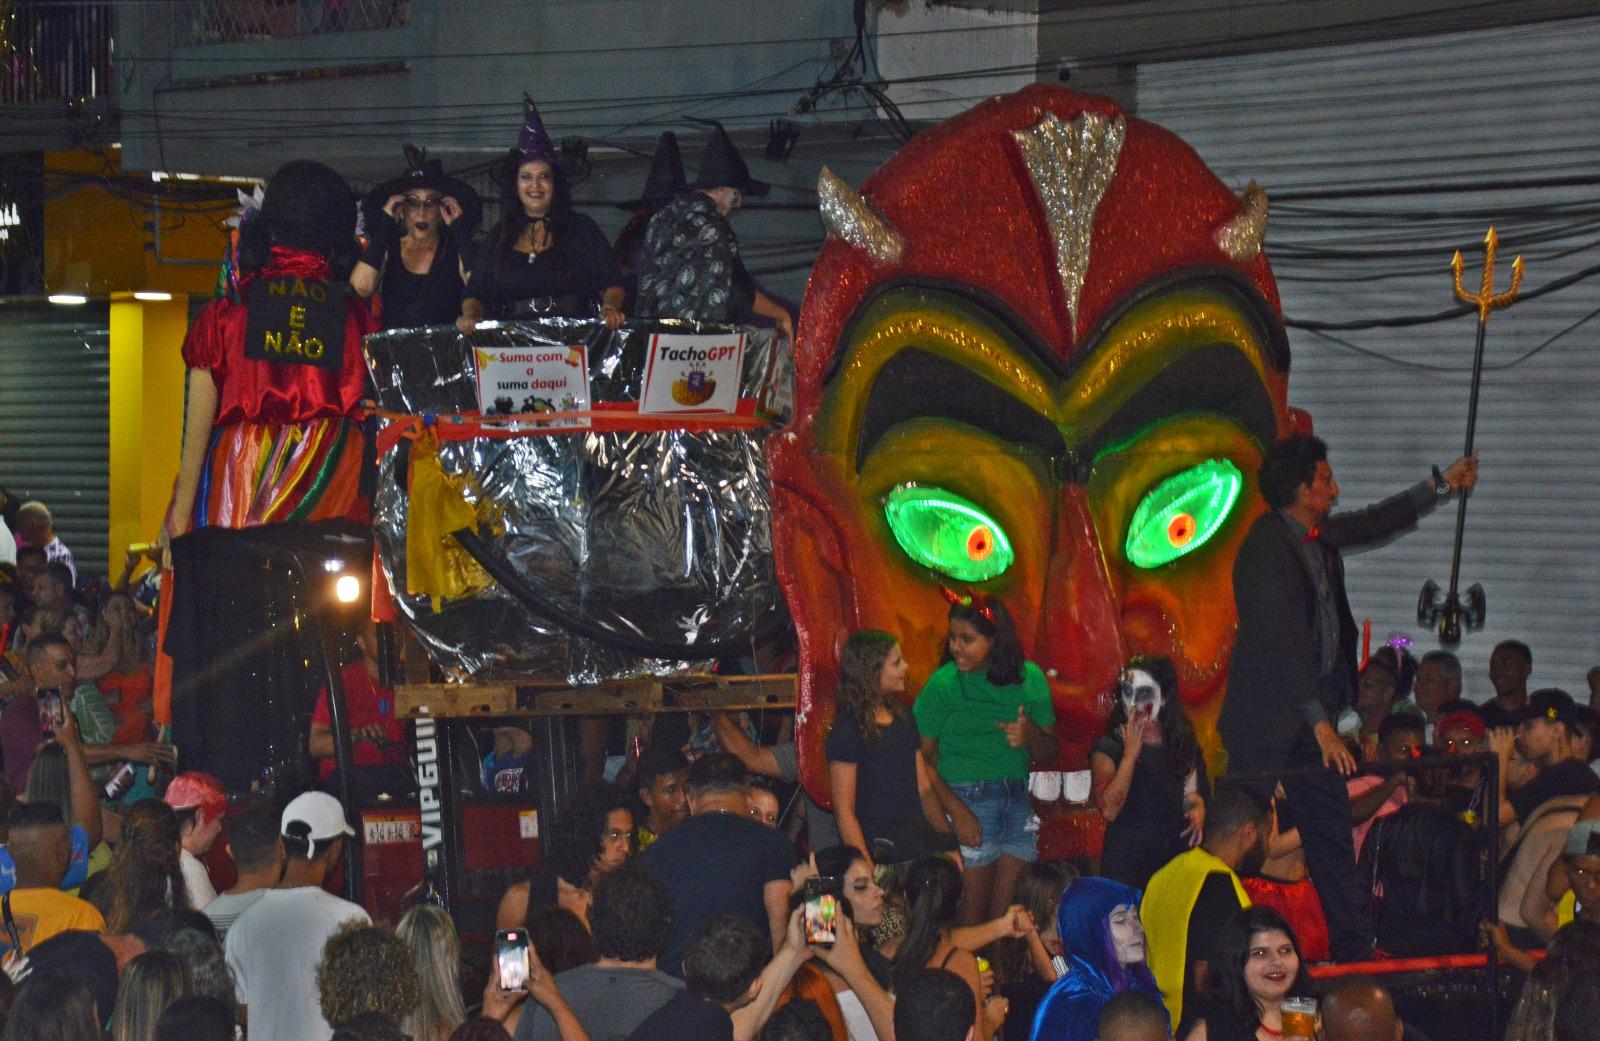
[949,778,1037,868]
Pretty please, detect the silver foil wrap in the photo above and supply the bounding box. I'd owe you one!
[365,318,791,684]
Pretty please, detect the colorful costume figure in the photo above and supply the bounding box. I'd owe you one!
[157,161,375,784]
[176,246,376,528]
[1030,876,1166,1041]
[771,85,1291,804]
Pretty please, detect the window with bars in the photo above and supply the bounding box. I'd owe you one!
[177,0,409,46]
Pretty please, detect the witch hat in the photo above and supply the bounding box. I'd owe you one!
[365,145,483,234]
[690,122,769,197]
[617,131,688,211]
[516,94,558,165]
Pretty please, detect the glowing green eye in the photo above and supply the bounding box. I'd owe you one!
[884,485,1014,582]
[1125,459,1243,568]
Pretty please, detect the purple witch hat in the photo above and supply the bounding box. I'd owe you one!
[516,94,558,164]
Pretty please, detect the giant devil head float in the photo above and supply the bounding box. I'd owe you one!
[771,85,1296,802]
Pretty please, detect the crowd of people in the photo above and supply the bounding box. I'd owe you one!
[3,94,1600,1041]
[2,474,1600,1041]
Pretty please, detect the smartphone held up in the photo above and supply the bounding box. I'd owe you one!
[803,877,840,946]
[495,928,533,991]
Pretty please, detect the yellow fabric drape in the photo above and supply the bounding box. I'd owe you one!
[1141,847,1252,1027]
[405,431,495,611]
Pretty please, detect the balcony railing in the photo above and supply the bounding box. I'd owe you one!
[177,0,409,45]
[0,2,115,105]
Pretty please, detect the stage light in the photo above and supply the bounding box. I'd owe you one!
[133,291,173,301]
[335,575,361,603]
[48,294,88,305]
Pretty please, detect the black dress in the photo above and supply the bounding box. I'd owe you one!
[1092,732,1206,891]
[465,212,623,320]
[1186,997,1258,1041]
[378,237,466,330]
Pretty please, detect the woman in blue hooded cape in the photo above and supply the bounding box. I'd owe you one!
[1029,876,1168,1041]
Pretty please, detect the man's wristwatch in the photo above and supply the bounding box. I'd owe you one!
[1431,465,1451,497]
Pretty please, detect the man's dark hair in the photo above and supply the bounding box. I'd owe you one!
[1494,639,1533,668]
[1419,650,1462,684]
[1207,781,1272,839]
[1320,976,1400,1041]
[8,802,64,830]
[1098,991,1172,1041]
[156,996,236,1041]
[764,999,833,1041]
[1378,712,1426,744]
[893,969,975,1041]
[14,545,45,565]
[227,798,283,873]
[547,782,631,888]
[635,742,688,791]
[23,633,71,670]
[34,562,72,592]
[1258,434,1328,509]
[681,915,768,1004]
[329,1012,410,1041]
[687,753,750,800]
[587,862,672,962]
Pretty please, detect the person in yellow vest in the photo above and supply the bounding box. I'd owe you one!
[1141,783,1273,1032]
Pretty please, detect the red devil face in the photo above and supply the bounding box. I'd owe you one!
[770,86,1293,801]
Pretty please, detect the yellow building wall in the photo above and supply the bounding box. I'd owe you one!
[108,295,190,569]
[41,147,230,568]
[44,147,235,298]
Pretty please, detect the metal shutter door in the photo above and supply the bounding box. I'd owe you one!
[1136,18,1600,698]
[0,303,111,582]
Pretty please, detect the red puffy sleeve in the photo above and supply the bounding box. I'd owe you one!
[181,298,233,371]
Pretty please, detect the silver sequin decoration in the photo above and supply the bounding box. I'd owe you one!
[364,318,790,684]
[817,166,904,265]
[1010,112,1126,337]
[1214,180,1269,261]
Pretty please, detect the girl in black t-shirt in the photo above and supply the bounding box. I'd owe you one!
[1183,907,1315,1041]
[825,630,956,868]
[1090,655,1207,891]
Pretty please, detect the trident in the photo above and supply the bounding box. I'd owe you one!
[1418,227,1523,644]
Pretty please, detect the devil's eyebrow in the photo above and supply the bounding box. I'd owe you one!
[1081,343,1277,463]
[857,348,1065,470]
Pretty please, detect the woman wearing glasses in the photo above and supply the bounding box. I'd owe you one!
[352,148,482,330]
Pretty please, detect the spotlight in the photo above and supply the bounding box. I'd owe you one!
[335,574,361,604]
[766,119,800,161]
[133,291,173,302]
[47,294,88,305]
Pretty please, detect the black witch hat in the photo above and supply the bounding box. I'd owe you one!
[617,131,688,211]
[689,122,769,197]
[364,145,483,234]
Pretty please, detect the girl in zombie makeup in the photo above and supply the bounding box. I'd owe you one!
[914,594,1057,925]
[826,629,958,869]
[1092,655,1208,891]
[1029,876,1166,1041]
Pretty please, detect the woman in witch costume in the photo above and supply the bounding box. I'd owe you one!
[351,146,482,330]
[458,98,626,330]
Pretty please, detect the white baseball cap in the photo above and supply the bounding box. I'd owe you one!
[281,791,355,843]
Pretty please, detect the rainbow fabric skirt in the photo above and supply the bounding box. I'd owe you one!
[192,417,368,528]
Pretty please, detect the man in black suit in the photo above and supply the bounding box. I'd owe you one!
[1219,434,1477,961]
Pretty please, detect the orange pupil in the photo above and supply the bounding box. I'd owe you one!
[966,527,993,560]
[1167,513,1196,547]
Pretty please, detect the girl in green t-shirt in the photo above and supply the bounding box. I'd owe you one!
[914,594,1057,925]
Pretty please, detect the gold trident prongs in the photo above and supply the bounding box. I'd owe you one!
[1452,226,1524,322]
